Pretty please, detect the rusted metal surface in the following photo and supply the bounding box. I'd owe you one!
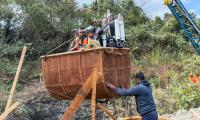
[41,48,131,100]
[61,68,99,120]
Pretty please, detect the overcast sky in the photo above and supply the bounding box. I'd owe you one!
[76,0,200,19]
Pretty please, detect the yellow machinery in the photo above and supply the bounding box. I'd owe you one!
[164,0,172,5]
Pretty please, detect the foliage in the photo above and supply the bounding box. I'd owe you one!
[129,48,199,114]
[171,84,200,109]
[0,41,24,77]
[0,0,200,118]
[0,0,196,57]
[197,19,200,27]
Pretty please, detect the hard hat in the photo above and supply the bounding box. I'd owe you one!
[71,29,78,33]
[86,26,96,33]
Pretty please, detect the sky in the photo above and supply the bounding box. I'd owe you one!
[76,0,200,19]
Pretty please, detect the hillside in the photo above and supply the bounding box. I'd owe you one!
[0,0,200,119]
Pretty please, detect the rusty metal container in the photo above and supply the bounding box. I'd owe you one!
[41,48,131,100]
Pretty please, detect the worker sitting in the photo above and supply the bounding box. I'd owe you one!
[68,29,79,51]
[83,26,101,49]
[69,27,86,51]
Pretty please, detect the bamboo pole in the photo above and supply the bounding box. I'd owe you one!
[97,104,117,120]
[0,102,20,120]
[92,68,97,120]
[118,116,142,120]
[61,68,99,120]
[5,46,27,110]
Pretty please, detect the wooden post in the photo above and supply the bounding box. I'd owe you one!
[5,46,27,111]
[97,104,117,120]
[92,68,97,120]
[0,102,20,120]
[61,68,99,120]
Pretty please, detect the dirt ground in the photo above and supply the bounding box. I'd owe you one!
[163,107,200,120]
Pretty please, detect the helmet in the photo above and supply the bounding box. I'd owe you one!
[86,26,96,33]
[71,29,78,33]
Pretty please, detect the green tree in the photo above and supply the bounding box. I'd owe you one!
[0,0,16,44]
[197,19,200,27]
[14,0,79,57]
[160,16,179,33]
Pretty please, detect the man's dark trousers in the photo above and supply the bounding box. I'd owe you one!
[142,111,158,120]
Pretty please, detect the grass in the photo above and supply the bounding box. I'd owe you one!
[0,49,199,119]
[132,51,200,115]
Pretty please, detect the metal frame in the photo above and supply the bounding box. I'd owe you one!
[167,0,200,55]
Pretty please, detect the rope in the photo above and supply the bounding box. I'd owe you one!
[45,37,75,55]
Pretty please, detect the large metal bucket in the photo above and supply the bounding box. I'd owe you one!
[41,48,131,100]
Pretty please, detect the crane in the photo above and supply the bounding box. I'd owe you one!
[164,0,200,55]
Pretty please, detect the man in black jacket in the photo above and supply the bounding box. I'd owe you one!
[97,14,117,47]
[106,72,158,120]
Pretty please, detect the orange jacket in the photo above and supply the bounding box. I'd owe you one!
[74,38,88,50]
[83,38,88,45]
[78,38,88,45]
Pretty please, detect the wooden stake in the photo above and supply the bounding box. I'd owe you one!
[118,116,142,120]
[97,104,117,120]
[5,46,27,111]
[92,68,97,120]
[61,68,99,120]
[0,102,20,120]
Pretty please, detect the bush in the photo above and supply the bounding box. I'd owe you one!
[172,84,200,109]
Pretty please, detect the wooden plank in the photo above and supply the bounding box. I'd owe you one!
[0,102,20,120]
[158,117,168,120]
[61,69,99,120]
[92,68,97,120]
[97,104,117,120]
[118,116,141,120]
[5,46,27,111]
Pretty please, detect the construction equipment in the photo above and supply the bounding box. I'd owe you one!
[164,0,200,87]
[164,0,200,55]
[115,13,126,48]
[41,48,131,100]
[97,9,126,48]
[41,48,131,119]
